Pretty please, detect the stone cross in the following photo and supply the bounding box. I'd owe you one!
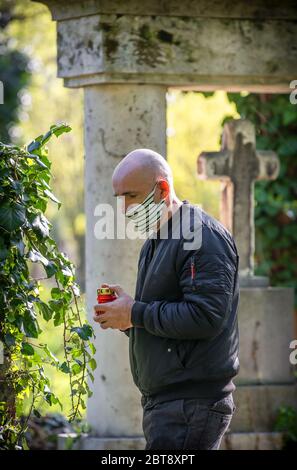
[197,119,279,285]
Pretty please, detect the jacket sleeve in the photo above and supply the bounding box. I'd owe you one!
[131,248,238,340]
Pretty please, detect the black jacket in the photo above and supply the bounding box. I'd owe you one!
[123,201,240,403]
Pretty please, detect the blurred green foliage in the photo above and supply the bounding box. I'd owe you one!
[167,89,239,218]
[0,125,96,448]
[23,285,87,418]
[0,0,31,142]
[275,406,297,449]
[1,0,86,288]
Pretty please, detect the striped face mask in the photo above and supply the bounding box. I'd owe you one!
[125,182,166,235]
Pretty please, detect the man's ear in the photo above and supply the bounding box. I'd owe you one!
[158,179,170,199]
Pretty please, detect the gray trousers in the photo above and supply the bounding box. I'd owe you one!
[141,393,236,450]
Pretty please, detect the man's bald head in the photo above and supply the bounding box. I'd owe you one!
[112,148,173,188]
[112,148,176,213]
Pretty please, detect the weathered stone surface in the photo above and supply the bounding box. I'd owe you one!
[84,84,167,436]
[235,287,295,385]
[58,382,297,448]
[57,434,146,450]
[198,119,279,278]
[36,0,297,21]
[221,432,284,450]
[58,431,285,450]
[231,384,297,432]
[57,431,285,450]
[44,13,296,91]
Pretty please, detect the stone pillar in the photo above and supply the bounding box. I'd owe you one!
[84,84,166,439]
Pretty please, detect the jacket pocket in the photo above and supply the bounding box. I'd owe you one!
[209,394,236,417]
[135,333,186,395]
[175,339,197,369]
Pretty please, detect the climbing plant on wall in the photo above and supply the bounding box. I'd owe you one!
[0,123,96,449]
[225,93,297,305]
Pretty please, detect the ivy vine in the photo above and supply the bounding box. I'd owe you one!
[225,93,297,305]
[0,123,96,450]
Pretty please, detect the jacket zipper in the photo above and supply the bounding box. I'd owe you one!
[190,255,196,291]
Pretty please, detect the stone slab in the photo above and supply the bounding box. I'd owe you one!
[37,1,297,21]
[57,432,284,450]
[49,13,296,91]
[235,287,295,385]
[57,434,146,450]
[231,384,297,432]
[221,432,284,450]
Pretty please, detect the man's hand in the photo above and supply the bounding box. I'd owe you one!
[93,284,135,331]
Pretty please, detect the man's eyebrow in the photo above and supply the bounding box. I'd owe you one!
[113,191,138,197]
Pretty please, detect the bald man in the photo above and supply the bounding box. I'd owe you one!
[94,149,240,450]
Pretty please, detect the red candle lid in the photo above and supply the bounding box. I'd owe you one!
[97,287,115,296]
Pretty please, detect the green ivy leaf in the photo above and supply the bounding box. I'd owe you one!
[88,358,97,371]
[4,333,16,347]
[71,324,93,341]
[43,345,59,365]
[74,358,83,366]
[51,287,62,299]
[31,214,50,238]
[26,152,48,170]
[60,362,70,374]
[44,261,58,278]
[27,140,41,153]
[27,249,49,266]
[23,310,39,339]
[0,238,9,260]
[71,364,81,375]
[40,124,71,148]
[61,266,73,277]
[44,391,58,406]
[88,370,95,383]
[72,283,80,297]
[21,437,29,450]
[21,342,35,356]
[0,202,26,232]
[89,343,96,355]
[49,123,72,138]
[43,189,61,206]
[37,302,53,321]
[53,309,63,327]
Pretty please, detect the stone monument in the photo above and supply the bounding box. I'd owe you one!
[198,119,296,450]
